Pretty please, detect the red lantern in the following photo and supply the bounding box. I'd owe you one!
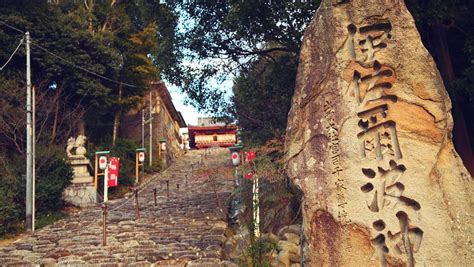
[99,156,107,170]
[231,152,240,166]
[138,152,145,163]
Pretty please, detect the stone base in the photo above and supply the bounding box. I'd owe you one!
[63,184,96,207]
[68,157,94,184]
[71,175,94,184]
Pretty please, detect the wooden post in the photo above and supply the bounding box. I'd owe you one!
[135,151,139,185]
[153,188,157,206]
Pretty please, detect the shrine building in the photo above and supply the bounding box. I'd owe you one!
[188,118,238,149]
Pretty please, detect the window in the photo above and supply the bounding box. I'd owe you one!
[213,135,218,142]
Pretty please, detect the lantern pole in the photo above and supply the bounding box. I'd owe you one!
[135,151,139,185]
[149,90,153,167]
[103,163,109,202]
[135,148,146,185]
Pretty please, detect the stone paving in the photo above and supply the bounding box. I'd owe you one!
[0,149,235,266]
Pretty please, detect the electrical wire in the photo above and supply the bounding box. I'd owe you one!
[0,20,148,89]
[0,37,24,70]
[0,20,25,34]
[31,42,145,89]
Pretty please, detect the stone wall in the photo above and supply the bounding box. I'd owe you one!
[120,88,184,163]
[63,184,96,207]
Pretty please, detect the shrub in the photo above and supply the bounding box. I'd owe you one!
[0,145,73,237]
[108,139,139,187]
[90,138,138,190]
[247,237,277,267]
[144,157,163,174]
[237,137,302,236]
[35,146,73,213]
[0,175,23,236]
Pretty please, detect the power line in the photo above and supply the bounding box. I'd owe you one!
[0,37,24,70]
[0,21,25,34]
[0,20,148,89]
[31,42,145,89]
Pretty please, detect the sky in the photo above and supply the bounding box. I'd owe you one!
[164,6,237,127]
[167,84,204,126]
[166,78,235,127]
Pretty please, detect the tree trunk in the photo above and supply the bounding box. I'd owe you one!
[430,22,474,176]
[112,84,123,146]
[49,85,63,145]
[77,119,86,136]
[50,101,60,145]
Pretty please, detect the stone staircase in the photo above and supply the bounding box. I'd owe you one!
[0,149,235,266]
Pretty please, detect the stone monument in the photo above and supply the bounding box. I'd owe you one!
[285,0,473,266]
[63,135,96,207]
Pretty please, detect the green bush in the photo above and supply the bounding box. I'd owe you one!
[0,176,23,236]
[236,139,302,237]
[247,237,276,267]
[35,147,73,213]
[144,157,163,173]
[36,211,68,229]
[90,138,138,189]
[0,146,73,237]
[109,139,139,187]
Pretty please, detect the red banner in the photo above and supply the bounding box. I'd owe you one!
[108,157,120,187]
[244,151,256,179]
[244,172,254,180]
[246,151,256,162]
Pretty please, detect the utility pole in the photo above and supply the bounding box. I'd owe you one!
[149,90,153,166]
[141,109,145,148]
[32,85,36,232]
[25,31,33,232]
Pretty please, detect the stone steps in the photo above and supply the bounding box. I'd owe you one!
[0,149,234,265]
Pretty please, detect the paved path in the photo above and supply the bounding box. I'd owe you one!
[0,149,234,266]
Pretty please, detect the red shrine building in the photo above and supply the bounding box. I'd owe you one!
[188,118,238,149]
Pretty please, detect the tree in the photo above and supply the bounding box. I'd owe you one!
[0,78,84,153]
[233,52,297,144]
[54,0,165,144]
[162,0,320,115]
[167,0,474,172]
[0,1,115,147]
[0,0,177,234]
[0,0,179,145]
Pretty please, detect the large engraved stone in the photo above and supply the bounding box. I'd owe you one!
[284,0,473,266]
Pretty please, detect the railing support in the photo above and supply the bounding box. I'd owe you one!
[134,188,140,220]
[101,203,107,246]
